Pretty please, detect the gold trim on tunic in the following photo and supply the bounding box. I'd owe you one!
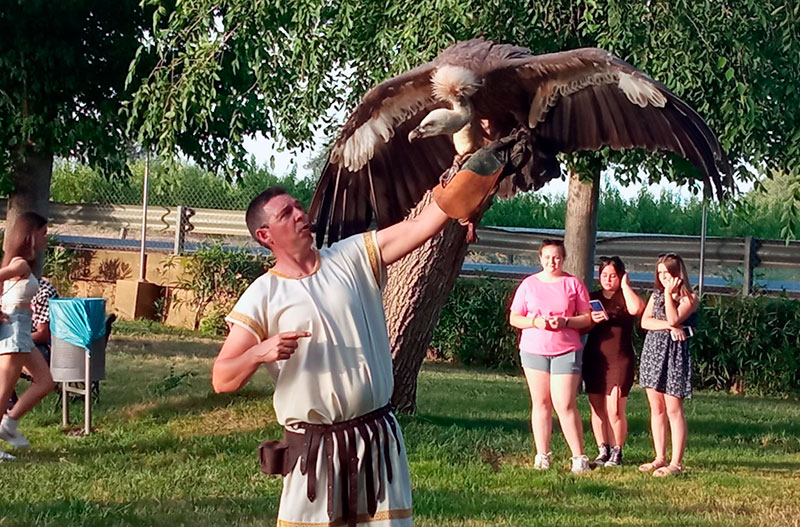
[268,250,322,279]
[363,232,382,288]
[225,311,266,341]
[277,507,413,527]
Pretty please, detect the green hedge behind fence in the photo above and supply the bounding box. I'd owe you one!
[431,277,800,396]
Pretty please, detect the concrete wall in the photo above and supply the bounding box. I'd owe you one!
[66,249,199,329]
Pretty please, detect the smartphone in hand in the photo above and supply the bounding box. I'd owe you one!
[589,299,607,315]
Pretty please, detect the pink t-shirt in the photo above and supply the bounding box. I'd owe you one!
[509,273,591,356]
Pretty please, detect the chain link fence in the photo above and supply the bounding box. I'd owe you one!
[46,158,317,252]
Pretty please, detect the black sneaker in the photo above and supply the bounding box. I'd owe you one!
[605,446,623,467]
[593,444,610,465]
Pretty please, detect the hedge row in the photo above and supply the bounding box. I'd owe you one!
[431,277,800,396]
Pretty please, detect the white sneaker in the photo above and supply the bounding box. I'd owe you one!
[0,448,16,461]
[534,451,553,470]
[0,416,30,449]
[570,454,591,474]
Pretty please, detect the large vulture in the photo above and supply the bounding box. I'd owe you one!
[309,38,732,246]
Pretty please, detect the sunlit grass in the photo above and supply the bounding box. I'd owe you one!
[1,334,798,526]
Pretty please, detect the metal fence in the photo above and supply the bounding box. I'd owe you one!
[4,199,799,296]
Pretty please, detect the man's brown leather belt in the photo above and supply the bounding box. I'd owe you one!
[258,404,400,527]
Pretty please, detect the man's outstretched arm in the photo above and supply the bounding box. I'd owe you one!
[376,199,450,267]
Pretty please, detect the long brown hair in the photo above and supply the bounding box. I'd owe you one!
[2,212,48,267]
[653,253,693,298]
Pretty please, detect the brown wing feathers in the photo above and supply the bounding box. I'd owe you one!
[311,118,454,246]
[310,40,731,246]
[528,54,729,198]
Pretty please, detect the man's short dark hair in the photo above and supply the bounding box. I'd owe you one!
[245,187,288,243]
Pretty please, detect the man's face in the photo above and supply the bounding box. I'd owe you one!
[257,194,313,250]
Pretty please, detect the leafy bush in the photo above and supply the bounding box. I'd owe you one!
[164,244,273,333]
[433,277,800,395]
[43,239,85,293]
[693,294,800,395]
[432,277,520,369]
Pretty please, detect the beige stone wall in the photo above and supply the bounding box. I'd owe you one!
[63,249,200,330]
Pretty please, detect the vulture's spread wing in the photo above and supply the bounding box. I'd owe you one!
[309,62,456,246]
[492,48,732,198]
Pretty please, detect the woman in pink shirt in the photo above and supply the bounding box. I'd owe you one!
[509,240,592,473]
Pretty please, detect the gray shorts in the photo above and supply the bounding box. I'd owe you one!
[520,349,583,374]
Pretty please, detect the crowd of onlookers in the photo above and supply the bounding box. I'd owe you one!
[510,240,697,476]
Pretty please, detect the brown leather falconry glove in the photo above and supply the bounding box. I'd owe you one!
[432,129,532,222]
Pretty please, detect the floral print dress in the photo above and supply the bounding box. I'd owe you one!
[639,290,697,399]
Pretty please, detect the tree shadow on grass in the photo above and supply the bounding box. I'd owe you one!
[412,485,714,527]
[15,425,280,461]
[108,337,221,359]
[142,386,276,421]
[0,497,279,527]
[686,416,800,449]
[413,413,528,435]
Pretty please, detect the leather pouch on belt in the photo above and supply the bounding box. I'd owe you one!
[258,431,304,476]
[433,147,504,221]
[258,438,289,475]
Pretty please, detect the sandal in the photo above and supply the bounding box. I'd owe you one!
[653,464,683,477]
[638,459,667,473]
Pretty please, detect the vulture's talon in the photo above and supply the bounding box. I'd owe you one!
[460,219,479,243]
[440,166,457,187]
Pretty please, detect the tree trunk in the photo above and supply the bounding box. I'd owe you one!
[4,149,53,275]
[563,167,600,285]
[385,191,470,414]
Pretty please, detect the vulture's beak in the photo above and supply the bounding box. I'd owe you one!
[408,129,421,142]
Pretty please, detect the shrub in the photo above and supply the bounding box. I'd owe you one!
[164,244,273,333]
[432,276,520,369]
[43,240,85,293]
[693,294,800,395]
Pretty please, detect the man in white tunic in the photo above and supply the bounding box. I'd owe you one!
[212,185,459,527]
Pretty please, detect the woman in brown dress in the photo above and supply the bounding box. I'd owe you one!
[583,257,644,467]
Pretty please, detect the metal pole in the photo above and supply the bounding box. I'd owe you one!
[84,351,92,435]
[139,153,150,281]
[698,203,707,296]
[61,382,69,428]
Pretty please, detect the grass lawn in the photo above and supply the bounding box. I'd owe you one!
[1,328,799,526]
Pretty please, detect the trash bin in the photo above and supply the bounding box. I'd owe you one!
[50,298,107,382]
[49,298,108,434]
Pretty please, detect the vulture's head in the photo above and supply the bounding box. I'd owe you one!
[408,64,481,143]
[408,106,473,142]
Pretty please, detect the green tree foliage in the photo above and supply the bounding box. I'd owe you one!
[0,1,152,188]
[482,180,796,239]
[129,1,800,199]
[50,159,316,210]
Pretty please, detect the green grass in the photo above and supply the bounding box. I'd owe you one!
[1,335,799,526]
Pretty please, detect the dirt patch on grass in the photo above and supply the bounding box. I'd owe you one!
[168,403,277,438]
